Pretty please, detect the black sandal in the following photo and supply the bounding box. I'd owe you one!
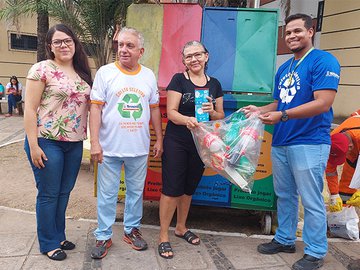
[47,249,67,261]
[158,242,173,259]
[61,240,76,250]
[175,230,200,245]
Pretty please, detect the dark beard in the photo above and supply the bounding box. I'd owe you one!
[291,46,305,53]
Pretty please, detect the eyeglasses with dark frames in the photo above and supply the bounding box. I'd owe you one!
[51,38,74,48]
[184,51,206,62]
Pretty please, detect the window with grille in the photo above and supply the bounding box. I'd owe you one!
[10,33,37,51]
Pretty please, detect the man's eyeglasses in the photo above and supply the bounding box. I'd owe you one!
[184,51,206,62]
[51,38,74,48]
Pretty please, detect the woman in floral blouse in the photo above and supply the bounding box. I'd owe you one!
[24,24,92,261]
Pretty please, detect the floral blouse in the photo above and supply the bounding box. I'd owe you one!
[27,60,91,141]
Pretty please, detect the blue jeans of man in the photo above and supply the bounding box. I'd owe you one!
[272,144,330,259]
[7,94,21,114]
[94,155,148,240]
[24,137,83,253]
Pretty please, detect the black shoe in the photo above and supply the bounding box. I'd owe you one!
[60,240,75,250]
[292,254,324,270]
[46,249,67,261]
[257,239,296,254]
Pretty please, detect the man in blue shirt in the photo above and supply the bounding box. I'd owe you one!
[242,13,340,270]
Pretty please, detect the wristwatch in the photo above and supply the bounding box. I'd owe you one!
[281,110,289,122]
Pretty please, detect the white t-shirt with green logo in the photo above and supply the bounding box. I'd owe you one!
[91,62,159,157]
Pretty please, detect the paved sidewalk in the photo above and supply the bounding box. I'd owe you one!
[1,115,360,270]
[0,114,25,147]
[1,206,360,270]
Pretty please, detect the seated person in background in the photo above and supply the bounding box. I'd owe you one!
[326,111,360,212]
[0,82,5,99]
[5,75,22,117]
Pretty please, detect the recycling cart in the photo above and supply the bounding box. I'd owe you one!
[195,7,279,233]
[94,4,279,234]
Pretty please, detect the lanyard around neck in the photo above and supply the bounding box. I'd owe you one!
[287,47,314,86]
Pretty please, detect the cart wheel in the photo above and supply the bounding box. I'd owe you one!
[262,214,272,235]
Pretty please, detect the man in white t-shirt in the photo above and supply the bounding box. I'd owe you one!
[89,27,163,259]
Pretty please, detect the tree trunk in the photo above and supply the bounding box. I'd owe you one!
[36,7,49,62]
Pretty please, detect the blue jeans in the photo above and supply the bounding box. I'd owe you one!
[24,137,83,253]
[7,94,21,114]
[94,155,148,240]
[272,144,330,259]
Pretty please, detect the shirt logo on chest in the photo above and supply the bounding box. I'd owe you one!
[182,93,194,104]
[118,93,143,120]
[279,72,300,104]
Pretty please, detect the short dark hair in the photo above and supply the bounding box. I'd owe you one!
[46,24,92,86]
[285,13,313,30]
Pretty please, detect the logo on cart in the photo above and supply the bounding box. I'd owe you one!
[118,93,143,120]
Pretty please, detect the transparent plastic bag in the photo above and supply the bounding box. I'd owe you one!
[191,109,264,193]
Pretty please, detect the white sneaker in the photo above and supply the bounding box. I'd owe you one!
[14,108,19,114]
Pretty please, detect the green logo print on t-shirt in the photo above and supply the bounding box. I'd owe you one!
[118,93,143,120]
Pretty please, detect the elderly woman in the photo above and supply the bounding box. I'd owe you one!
[24,24,92,261]
[158,41,225,259]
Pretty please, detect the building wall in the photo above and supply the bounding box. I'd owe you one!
[262,0,358,119]
[0,9,38,86]
[0,2,96,89]
[261,0,322,69]
[322,0,360,117]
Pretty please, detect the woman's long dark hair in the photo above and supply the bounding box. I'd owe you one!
[45,24,92,86]
[10,75,19,91]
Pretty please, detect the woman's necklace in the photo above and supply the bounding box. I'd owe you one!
[187,71,208,87]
